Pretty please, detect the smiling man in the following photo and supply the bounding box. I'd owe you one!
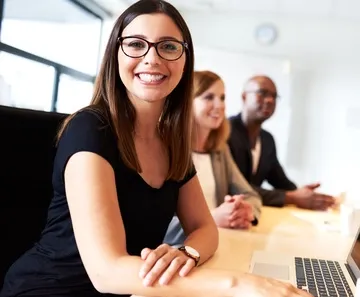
[228,75,335,210]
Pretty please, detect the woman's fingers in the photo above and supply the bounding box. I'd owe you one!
[158,256,187,285]
[140,247,152,260]
[144,248,179,285]
[139,245,197,286]
[139,244,168,279]
[230,217,251,229]
[179,258,196,277]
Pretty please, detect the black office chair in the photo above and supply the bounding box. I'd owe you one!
[0,105,68,287]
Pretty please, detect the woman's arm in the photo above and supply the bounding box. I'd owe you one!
[65,151,310,297]
[176,175,219,265]
[65,151,232,296]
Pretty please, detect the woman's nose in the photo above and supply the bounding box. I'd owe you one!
[143,46,162,66]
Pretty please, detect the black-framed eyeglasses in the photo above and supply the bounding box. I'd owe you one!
[117,36,188,61]
[246,88,280,100]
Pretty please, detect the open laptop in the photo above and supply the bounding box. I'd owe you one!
[249,226,360,297]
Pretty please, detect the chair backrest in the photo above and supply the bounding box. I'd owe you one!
[0,105,68,286]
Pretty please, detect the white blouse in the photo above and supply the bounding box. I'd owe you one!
[192,152,217,210]
[251,137,261,174]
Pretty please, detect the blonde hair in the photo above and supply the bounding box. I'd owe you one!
[192,70,230,152]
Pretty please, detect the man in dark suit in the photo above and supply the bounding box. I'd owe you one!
[228,75,335,210]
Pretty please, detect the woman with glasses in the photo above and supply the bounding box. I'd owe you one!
[164,70,263,247]
[0,1,312,297]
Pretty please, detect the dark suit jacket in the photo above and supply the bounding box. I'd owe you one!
[228,113,297,207]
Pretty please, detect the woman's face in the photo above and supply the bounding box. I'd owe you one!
[193,79,226,130]
[118,13,186,104]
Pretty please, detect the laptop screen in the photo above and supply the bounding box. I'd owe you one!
[347,226,360,280]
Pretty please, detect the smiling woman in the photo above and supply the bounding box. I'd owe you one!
[117,13,187,106]
[0,1,312,297]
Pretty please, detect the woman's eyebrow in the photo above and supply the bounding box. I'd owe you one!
[158,36,181,41]
[126,34,182,41]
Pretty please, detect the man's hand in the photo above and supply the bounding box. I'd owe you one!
[286,183,335,210]
[211,194,254,229]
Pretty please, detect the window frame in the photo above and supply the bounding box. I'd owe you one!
[0,0,111,112]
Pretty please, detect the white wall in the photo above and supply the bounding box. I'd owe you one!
[194,46,292,169]
[298,61,360,200]
[183,12,360,63]
[184,11,360,199]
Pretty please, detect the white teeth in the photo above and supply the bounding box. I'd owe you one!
[138,73,165,82]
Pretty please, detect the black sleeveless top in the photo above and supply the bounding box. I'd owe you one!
[1,110,195,297]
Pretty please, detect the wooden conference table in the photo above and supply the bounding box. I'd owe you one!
[135,206,354,296]
[204,205,354,272]
[204,207,353,272]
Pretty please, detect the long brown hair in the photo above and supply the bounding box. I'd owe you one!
[57,0,194,181]
[192,70,230,152]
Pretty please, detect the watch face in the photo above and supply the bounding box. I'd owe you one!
[184,246,200,257]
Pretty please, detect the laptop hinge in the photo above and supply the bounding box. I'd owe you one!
[345,263,357,285]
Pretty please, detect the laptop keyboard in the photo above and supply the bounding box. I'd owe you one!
[295,257,353,297]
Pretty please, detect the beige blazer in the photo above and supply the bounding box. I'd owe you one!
[211,144,262,218]
[163,144,262,247]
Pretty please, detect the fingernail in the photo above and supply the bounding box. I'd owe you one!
[159,278,167,285]
[139,270,146,278]
[143,278,151,286]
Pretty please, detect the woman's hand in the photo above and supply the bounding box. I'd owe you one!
[228,195,254,229]
[139,244,196,287]
[235,273,313,297]
[212,195,254,229]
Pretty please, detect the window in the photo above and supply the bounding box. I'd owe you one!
[1,0,102,75]
[0,51,55,111]
[0,0,109,112]
[56,74,94,114]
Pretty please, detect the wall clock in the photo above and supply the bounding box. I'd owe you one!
[255,23,278,45]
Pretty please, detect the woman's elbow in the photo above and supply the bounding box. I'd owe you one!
[92,278,108,294]
[88,254,138,294]
[85,256,126,294]
[87,263,113,294]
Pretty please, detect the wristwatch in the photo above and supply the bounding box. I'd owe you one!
[178,245,200,266]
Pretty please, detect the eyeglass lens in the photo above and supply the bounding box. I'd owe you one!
[121,37,184,61]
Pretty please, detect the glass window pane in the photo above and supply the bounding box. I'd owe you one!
[56,74,93,114]
[2,0,102,75]
[0,51,55,111]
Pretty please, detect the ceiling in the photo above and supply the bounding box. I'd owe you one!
[93,0,360,20]
[6,0,358,22]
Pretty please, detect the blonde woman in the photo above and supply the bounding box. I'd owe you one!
[164,70,263,246]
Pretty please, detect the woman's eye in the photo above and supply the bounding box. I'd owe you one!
[204,94,214,100]
[160,42,179,52]
[128,42,145,48]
